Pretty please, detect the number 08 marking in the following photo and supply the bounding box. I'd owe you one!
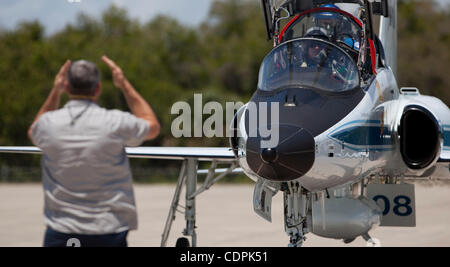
[373,195,412,217]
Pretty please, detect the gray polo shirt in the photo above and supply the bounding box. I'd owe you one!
[31,100,150,234]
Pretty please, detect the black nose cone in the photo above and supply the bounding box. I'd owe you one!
[246,125,315,182]
[261,148,278,163]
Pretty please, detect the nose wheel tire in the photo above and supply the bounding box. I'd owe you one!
[365,238,381,247]
[176,237,190,247]
[362,233,381,247]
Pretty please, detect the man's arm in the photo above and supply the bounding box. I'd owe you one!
[28,60,71,141]
[102,56,160,141]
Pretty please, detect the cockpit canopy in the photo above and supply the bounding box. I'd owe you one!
[281,9,362,51]
[258,39,359,93]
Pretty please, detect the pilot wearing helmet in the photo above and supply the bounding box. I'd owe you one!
[296,34,356,89]
[314,4,360,51]
[299,27,330,68]
[314,4,340,36]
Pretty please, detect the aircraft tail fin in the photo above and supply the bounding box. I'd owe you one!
[379,0,398,76]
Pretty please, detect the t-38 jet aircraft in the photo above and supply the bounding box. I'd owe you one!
[1,0,449,247]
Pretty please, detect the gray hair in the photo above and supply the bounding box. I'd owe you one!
[67,60,100,96]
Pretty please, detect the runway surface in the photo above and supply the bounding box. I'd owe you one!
[0,183,449,247]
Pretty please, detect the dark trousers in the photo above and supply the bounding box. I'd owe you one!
[43,227,129,247]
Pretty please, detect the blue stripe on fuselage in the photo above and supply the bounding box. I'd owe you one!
[444,130,450,149]
[329,123,450,152]
[443,125,450,150]
[328,120,392,152]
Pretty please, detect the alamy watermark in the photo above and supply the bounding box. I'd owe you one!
[171,94,280,148]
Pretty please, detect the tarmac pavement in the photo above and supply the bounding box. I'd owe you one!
[0,183,449,247]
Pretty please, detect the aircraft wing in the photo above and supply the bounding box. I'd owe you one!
[124,147,236,161]
[0,146,237,162]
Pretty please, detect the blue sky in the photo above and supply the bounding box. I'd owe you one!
[0,0,214,35]
[0,0,448,36]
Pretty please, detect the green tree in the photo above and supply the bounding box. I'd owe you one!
[397,0,450,104]
[0,0,448,182]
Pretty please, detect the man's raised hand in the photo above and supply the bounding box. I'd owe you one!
[54,60,71,94]
[102,55,126,89]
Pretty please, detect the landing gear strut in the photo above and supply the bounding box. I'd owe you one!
[160,159,238,247]
[283,182,308,247]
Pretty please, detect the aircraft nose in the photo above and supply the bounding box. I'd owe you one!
[261,148,278,163]
[246,125,315,182]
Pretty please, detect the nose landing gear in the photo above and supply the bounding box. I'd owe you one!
[283,182,308,247]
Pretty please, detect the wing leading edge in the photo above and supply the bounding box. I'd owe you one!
[0,146,236,162]
[125,147,236,161]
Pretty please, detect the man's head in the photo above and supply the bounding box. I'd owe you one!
[66,60,101,98]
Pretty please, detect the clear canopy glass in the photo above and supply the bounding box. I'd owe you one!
[258,39,360,92]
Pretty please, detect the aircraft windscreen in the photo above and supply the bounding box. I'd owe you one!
[258,39,359,92]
